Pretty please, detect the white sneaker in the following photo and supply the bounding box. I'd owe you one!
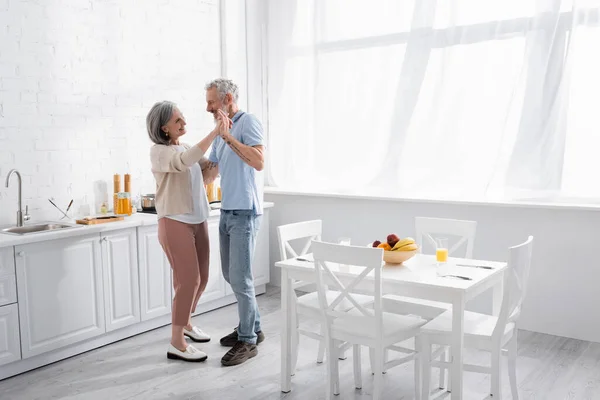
[184,326,211,343]
[167,344,208,362]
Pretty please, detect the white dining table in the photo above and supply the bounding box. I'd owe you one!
[275,253,507,400]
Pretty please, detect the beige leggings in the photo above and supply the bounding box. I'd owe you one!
[158,218,209,327]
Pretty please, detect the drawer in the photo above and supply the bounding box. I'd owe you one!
[0,303,21,366]
[0,275,17,306]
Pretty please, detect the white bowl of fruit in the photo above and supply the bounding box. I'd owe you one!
[371,234,419,265]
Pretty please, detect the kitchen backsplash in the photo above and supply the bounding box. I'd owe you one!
[0,0,221,224]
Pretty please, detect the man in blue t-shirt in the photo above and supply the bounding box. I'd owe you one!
[202,78,265,367]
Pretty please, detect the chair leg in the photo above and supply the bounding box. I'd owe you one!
[491,347,502,398]
[333,341,340,395]
[373,345,384,400]
[420,336,431,400]
[291,308,299,375]
[291,331,300,376]
[316,324,326,364]
[325,337,339,399]
[414,336,422,400]
[439,345,449,389]
[369,347,375,374]
[353,344,362,389]
[369,347,387,374]
[339,341,348,360]
[508,332,520,400]
[446,346,452,393]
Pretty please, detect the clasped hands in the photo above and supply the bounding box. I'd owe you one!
[214,110,233,139]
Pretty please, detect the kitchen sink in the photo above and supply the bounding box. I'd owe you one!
[0,222,82,236]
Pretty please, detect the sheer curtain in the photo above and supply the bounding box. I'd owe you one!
[266,0,600,202]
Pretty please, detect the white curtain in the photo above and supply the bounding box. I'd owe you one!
[266,0,600,202]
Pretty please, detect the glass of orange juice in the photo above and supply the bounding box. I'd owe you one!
[435,237,449,264]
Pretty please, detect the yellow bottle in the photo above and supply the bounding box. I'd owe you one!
[206,182,216,203]
[113,174,121,213]
[124,174,132,216]
[116,192,130,215]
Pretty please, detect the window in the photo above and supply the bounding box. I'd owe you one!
[266,1,600,202]
[562,26,600,199]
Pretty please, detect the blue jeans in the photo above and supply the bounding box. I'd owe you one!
[219,209,262,344]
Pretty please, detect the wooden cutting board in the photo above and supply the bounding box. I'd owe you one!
[76,216,125,225]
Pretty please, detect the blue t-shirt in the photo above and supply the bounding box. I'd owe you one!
[209,111,264,215]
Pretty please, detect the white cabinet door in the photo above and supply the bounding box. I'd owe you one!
[0,247,14,276]
[101,229,140,332]
[0,247,17,306]
[0,304,20,366]
[137,226,172,321]
[15,234,105,359]
[0,275,17,307]
[253,210,270,286]
[196,218,227,307]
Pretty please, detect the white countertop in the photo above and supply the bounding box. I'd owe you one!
[0,202,274,249]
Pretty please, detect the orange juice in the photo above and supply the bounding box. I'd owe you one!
[436,248,448,263]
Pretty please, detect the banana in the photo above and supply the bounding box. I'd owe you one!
[396,243,418,252]
[391,237,416,251]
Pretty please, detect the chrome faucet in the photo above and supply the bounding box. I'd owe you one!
[5,169,30,227]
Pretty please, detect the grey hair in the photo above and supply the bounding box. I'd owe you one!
[205,78,239,103]
[146,100,176,145]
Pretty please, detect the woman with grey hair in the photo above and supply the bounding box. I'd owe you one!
[147,100,229,362]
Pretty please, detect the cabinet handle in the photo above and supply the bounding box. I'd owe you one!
[17,251,25,257]
[101,237,107,242]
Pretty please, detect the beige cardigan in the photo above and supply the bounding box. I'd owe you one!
[150,143,206,218]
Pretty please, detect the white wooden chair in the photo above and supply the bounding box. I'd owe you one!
[383,217,477,319]
[381,217,477,384]
[419,236,534,400]
[415,217,477,258]
[277,220,369,374]
[312,240,427,400]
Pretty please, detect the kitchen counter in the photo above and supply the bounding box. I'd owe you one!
[0,202,274,380]
[0,202,274,249]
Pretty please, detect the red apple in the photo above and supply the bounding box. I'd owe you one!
[387,234,400,247]
[372,240,382,248]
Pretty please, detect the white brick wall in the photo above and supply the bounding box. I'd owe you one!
[0,0,222,224]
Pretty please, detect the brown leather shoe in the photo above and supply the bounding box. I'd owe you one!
[220,328,265,347]
[221,341,258,366]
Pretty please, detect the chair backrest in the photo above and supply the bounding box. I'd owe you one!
[493,236,534,339]
[277,220,322,261]
[277,220,322,291]
[415,217,477,258]
[311,240,384,339]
